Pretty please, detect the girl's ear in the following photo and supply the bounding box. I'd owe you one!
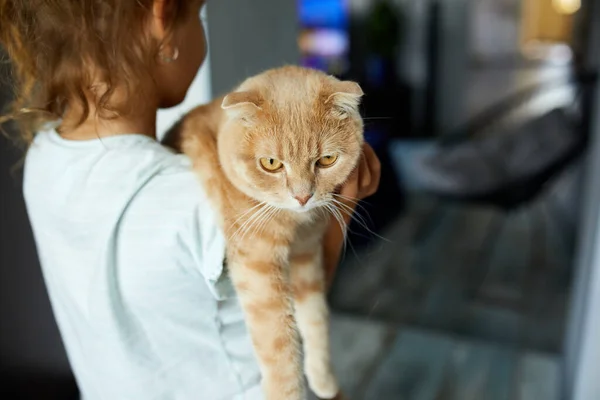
[152,0,180,63]
[151,0,170,41]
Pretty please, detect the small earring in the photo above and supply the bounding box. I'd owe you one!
[159,46,179,63]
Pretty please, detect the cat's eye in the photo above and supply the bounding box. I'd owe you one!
[317,154,339,168]
[259,157,283,172]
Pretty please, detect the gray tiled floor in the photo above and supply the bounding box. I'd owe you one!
[330,172,574,354]
[325,185,572,399]
[322,314,559,400]
[329,314,396,398]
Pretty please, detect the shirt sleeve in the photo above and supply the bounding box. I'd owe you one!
[127,153,232,300]
[188,186,234,301]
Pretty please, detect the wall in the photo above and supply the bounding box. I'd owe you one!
[158,0,300,132]
[470,0,522,63]
[156,7,212,138]
[564,3,600,398]
[564,71,600,400]
[350,0,468,136]
[434,0,469,135]
[521,0,575,45]
[206,0,300,97]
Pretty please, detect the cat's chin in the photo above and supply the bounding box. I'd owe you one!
[291,207,315,214]
[276,203,323,217]
[283,205,316,214]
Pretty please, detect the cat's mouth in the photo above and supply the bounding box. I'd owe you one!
[269,194,336,214]
[291,198,339,215]
[287,203,319,213]
[275,198,326,214]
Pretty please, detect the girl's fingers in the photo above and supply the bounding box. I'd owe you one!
[339,164,360,199]
[338,143,382,201]
[359,154,371,192]
[358,143,381,199]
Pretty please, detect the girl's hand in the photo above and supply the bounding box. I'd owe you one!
[339,143,381,205]
[324,143,381,288]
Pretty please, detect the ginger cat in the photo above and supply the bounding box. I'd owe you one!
[165,66,364,400]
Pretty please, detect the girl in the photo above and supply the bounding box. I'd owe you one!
[0,1,380,399]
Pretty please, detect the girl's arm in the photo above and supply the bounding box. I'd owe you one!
[323,211,352,288]
[323,143,381,288]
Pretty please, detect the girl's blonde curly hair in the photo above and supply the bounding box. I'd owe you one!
[0,0,192,143]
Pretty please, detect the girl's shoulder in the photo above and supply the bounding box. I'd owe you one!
[24,129,217,243]
[24,129,227,294]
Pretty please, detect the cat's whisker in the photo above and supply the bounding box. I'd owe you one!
[362,116,393,121]
[228,202,267,240]
[325,202,362,261]
[265,208,281,233]
[239,205,273,242]
[332,199,371,230]
[324,204,342,232]
[327,202,363,240]
[331,193,360,205]
[240,204,278,242]
[368,298,381,319]
[332,194,374,226]
[333,192,374,207]
[230,211,256,242]
[252,205,279,238]
[324,203,348,250]
[330,199,390,243]
[326,203,347,237]
[230,203,270,243]
[328,202,363,240]
[231,201,266,228]
[335,203,386,243]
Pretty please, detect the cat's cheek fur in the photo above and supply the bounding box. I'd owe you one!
[316,155,360,195]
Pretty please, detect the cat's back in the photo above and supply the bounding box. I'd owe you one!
[162,97,224,154]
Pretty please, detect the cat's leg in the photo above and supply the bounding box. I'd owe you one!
[290,249,339,399]
[229,257,305,400]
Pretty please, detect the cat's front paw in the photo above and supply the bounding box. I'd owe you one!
[319,391,348,400]
[306,363,339,399]
[262,375,305,400]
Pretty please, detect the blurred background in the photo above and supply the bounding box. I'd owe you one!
[3,0,600,398]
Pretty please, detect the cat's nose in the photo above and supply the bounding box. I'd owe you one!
[294,193,313,206]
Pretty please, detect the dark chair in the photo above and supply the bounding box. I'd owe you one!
[424,70,595,214]
[417,70,596,317]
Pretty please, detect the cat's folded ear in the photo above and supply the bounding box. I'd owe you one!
[221,91,263,124]
[325,80,364,119]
